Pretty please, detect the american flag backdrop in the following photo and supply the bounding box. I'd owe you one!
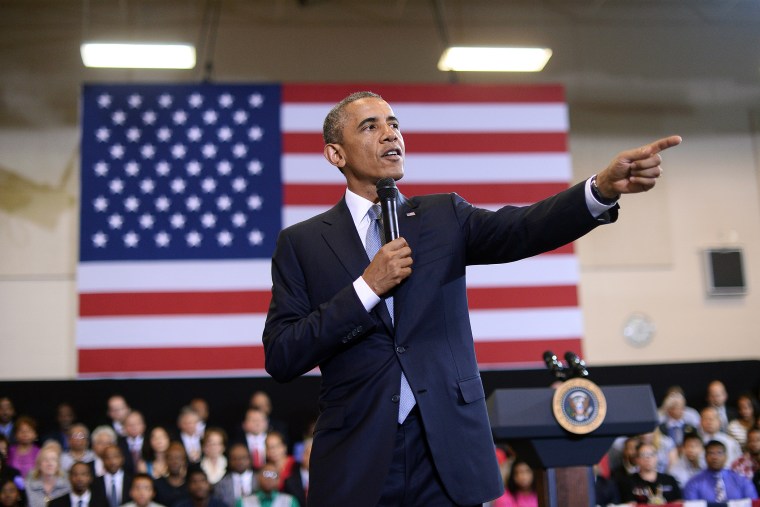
[77,83,582,378]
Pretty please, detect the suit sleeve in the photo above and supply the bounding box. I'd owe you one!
[262,229,378,382]
[455,180,617,265]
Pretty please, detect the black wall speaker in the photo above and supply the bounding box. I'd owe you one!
[703,248,746,296]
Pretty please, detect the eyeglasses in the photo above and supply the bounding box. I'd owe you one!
[639,452,656,458]
[260,471,279,479]
[70,433,87,440]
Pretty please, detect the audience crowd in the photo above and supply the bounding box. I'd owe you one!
[0,380,758,507]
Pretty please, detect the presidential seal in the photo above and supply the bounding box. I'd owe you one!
[552,377,607,434]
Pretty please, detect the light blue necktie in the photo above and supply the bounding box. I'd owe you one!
[366,204,416,424]
[714,471,727,502]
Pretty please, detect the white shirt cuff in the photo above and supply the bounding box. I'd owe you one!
[353,276,381,312]
[585,176,617,217]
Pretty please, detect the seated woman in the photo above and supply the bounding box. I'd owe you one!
[619,442,682,504]
[493,459,538,507]
[24,443,69,507]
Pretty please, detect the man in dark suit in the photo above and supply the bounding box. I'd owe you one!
[263,91,681,506]
[49,461,109,507]
[92,445,133,507]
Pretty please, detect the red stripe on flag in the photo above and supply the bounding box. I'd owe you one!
[467,286,578,310]
[283,84,565,103]
[283,132,567,154]
[474,338,583,365]
[78,346,265,373]
[284,183,568,206]
[79,291,271,317]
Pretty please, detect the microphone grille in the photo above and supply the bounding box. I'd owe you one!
[376,178,398,200]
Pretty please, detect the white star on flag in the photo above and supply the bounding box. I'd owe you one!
[248,229,264,245]
[124,196,140,212]
[108,214,123,229]
[155,196,171,212]
[124,161,140,176]
[203,110,218,125]
[232,143,248,158]
[157,127,172,142]
[109,179,124,194]
[97,94,112,108]
[155,231,171,247]
[139,214,155,229]
[248,126,263,141]
[124,231,139,247]
[188,93,203,108]
[141,144,156,159]
[155,161,171,176]
[231,212,247,227]
[94,161,109,176]
[217,230,233,246]
[248,93,264,108]
[170,213,186,229]
[92,231,108,247]
[170,178,186,194]
[218,93,234,108]
[217,160,232,175]
[186,230,202,246]
[158,94,173,108]
[173,110,188,125]
[96,128,110,142]
[201,177,217,193]
[232,110,248,124]
[126,127,141,142]
[186,160,202,176]
[187,126,203,142]
[201,212,217,228]
[127,94,143,108]
[171,144,187,159]
[247,194,263,210]
[140,178,155,194]
[186,195,202,211]
[110,144,125,159]
[112,110,126,125]
[93,196,108,212]
[142,111,157,125]
[248,160,263,175]
[202,143,217,158]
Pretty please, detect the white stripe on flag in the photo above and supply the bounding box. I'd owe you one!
[76,314,266,349]
[470,307,583,340]
[282,104,568,132]
[76,307,577,349]
[466,257,579,287]
[283,154,572,183]
[78,259,272,292]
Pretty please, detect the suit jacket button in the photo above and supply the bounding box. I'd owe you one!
[396,346,406,354]
[352,329,359,336]
[391,395,400,403]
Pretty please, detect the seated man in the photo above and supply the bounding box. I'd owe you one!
[174,469,226,507]
[49,461,109,507]
[238,463,298,507]
[683,440,759,502]
[618,442,682,504]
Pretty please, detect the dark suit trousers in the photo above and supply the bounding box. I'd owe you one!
[376,408,482,507]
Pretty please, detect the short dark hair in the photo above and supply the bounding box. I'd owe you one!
[682,432,703,445]
[705,439,726,453]
[322,91,383,144]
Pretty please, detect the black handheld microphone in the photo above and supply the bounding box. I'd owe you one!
[543,350,567,381]
[376,178,400,242]
[564,351,589,379]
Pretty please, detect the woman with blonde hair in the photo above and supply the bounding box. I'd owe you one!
[24,443,69,507]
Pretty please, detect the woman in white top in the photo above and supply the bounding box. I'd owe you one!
[199,428,227,485]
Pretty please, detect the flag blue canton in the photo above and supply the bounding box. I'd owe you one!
[80,84,282,262]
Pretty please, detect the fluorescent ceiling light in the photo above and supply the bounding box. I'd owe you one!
[438,46,552,72]
[81,43,196,69]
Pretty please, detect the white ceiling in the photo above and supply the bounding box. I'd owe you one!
[1,0,760,129]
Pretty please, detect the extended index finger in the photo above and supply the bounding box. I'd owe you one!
[646,135,682,155]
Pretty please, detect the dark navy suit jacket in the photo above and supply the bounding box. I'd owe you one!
[263,182,616,506]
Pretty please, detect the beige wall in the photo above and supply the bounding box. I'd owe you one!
[2,102,759,379]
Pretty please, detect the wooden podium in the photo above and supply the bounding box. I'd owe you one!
[487,385,658,507]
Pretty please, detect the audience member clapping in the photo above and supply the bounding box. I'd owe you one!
[177,408,202,464]
[138,427,170,479]
[121,411,147,474]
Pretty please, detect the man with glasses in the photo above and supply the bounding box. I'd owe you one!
[683,440,758,501]
[237,463,298,507]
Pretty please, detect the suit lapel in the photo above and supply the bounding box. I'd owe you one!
[392,194,420,329]
[321,199,395,333]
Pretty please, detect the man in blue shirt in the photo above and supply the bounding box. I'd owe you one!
[684,440,758,501]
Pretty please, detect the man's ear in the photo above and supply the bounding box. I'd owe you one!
[323,143,345,169]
